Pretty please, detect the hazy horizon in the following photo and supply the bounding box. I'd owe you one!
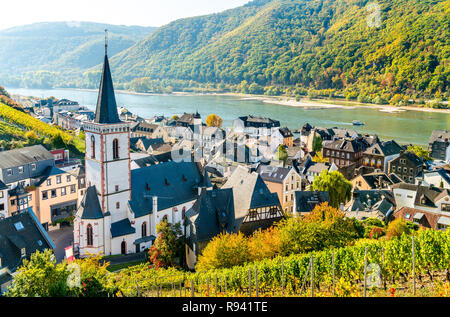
[0,0,251,31]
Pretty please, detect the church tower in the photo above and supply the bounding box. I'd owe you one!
[83,35,131,224]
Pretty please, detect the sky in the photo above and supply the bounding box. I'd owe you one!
[0,0,251,31]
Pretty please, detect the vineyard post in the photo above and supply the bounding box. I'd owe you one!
[172,281,175,297]
[191,280,195,297]
[364,247,368,297]
[215,274,218,297]
[248,268,252,297]
[382,246,386,290]
[412,236,416,296]
[136,281,140,297]
[179,280,182,297]
[152,278,155,297]
[207,276,210,297]
[311,254,314,297]
[281,258,284,296]
[224,275,227,296]
[332,249,335,296]
[255,267,259,297]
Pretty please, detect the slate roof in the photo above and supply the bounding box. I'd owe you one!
[0,145,54,170]
[429,130,450,144]
[33,166,66,186]
[346,188,396,213]
[238,115,280,128]
[394,206,450,230]
[222,166,281,228]
[391,183,449,207]
[0,180,7,191]
[0,209,54,272]
[94,54,121,124]
[185,188,237,250]
[110,218,135,238]
[279,127,293,138]
[365,140,404,156]
[129,161,205,218]
[256,165,292,183]
[324,138,370,153]
[77,186,104,220]
[294,191,330,213]
[359,172,394,189]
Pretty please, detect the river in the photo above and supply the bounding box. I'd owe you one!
[6,87,450,146]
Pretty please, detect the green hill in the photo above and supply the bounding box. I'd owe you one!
[0,22,155,88]
[108,0,448,100]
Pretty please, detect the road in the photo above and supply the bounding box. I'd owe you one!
[48,226,74,263]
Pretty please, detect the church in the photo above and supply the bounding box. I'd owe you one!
[73,42,211,257]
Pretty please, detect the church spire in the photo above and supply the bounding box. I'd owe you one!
[94,29,120,124]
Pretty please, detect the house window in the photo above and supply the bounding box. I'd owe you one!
[116,202,120,209]
[142,222,147,238]
[47,179,52,186]
[7,169,12,176]
[115,185,119,192]
[61,187,66,196]
[67,175,71,182]
[42,191,48,200]
[51,189,57,198]
[0,203,4,211]
[31,163,36,171]
[113,139,119,160]
[182,206,186,220]
[91,135,96,159]
[70,185,76,193]
[21,248,26,257]
[0,191,3,199]
[18,166,24,173]
[56,176,61,184]
[87,224,93,246]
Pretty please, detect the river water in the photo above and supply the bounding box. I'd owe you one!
[6,87,449,146]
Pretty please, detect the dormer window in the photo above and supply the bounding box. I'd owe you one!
[21,248,26,257]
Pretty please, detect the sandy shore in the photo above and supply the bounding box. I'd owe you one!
[45,88,450,114]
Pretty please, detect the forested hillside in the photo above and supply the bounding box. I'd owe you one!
[109,0,448,101]
[0,22,155,88]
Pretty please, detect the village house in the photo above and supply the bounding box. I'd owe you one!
[0,209,55,294]
[0,180,8,219]
[233,115,280,138]
[428,129,450,163]
[362,140,404,172]
[415,168,450,189]
[293,190,330,217]
[256,165,302,214]
[344,187,396,222]
[323,137,370,168]
[393,206,450,230]
[392,183,450,214]
[351,172,395,190]
[221,166,283,235]
[387,151,423,184]
[271,127,294,149]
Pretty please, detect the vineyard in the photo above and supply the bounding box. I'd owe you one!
[0,102,85,154]
[0,121,25,141]
[110,230,450,297]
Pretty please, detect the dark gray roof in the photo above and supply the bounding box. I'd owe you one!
[94,54,121,124]
[257,165,292,183]
[185,188,237,250]
[324,137,370,153]
[239,115,280,128]
[348,189,396,212]
[0,145,53,170]
[110,218,135,238]
[0,209,54,272]
[0,180,7,190]
[33,166,65,186]
[129,161,204,218]
[365,140,403,156]
[360,172,394,189]
[294,191,330,213]
[279,127,293,138]
[77,186,104,220]
[429,130,450,144]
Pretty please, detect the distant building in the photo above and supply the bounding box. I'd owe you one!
[344,187,395,221]
[428,130,450,163]
[362,140,404,172]
[415,168,450,189]
[323,137,370,168]
[393,207,450,230]
[0,180,8,219]
[233,115,280,137]
[351,172,395,190]
[392,183,450,214]
[271,127,294,149]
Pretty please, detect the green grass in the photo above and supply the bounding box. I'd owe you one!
[107,260,147,272]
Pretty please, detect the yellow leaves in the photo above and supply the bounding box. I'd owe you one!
[206,114,223,127]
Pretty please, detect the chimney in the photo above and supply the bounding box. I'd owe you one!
[151,196,158,236]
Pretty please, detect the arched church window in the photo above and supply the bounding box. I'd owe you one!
[91,136,95,159]
[182,206,186,220]
[87,224,93,246]
[113,139,119,159]
[142,222,147,238]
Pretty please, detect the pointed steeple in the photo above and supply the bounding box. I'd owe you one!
[94,30,120,124]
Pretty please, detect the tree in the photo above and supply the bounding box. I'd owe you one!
[386,218,418,239]
[247,227,282,262]
[312,152,328,163]
[407,145,433,162]
[312,135,323,152]
[148,219,184,269]
[206,114,223,127]
[196,232,250,271]
[25,130,38,145]
[171,115,180,121]
[275,144,288,165]
[311,170,352,208]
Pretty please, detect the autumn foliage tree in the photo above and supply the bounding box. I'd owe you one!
[206,114,223,127]
[311,170,352,208]
[247,227,282,262]
[148,219,184,269]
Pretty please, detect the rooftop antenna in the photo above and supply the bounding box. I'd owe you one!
[104,29,108,55]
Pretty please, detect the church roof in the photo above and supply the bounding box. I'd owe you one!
[110,218,135,238]
[78,186,104,220]
[94,54,121,124]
